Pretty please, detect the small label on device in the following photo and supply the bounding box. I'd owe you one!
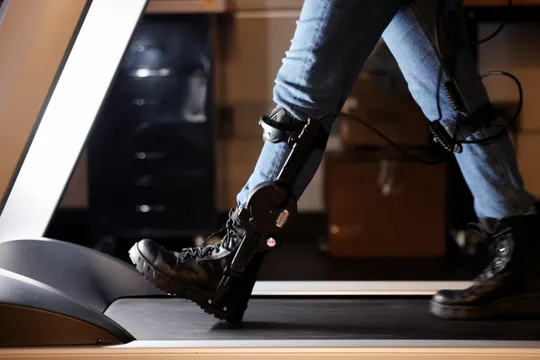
[276,209,289,228]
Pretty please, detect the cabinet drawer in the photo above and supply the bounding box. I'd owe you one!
[120,14,211,70]
[106,71,210,125]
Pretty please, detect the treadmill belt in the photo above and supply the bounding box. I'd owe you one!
[104,298,540,341]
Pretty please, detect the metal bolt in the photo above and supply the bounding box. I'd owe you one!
[266,237,277,248]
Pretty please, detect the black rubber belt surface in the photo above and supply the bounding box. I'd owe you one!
[104,298,540,341]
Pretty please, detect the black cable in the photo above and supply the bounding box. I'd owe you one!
[468,0,512,45]
[457,71,522,144]
[316,112,445,165]
[312,73,521,165]
[308,1,518,166]
[434,0,521,146]
[312,74,520,164]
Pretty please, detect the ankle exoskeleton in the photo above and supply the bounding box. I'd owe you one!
[209,109,329,309]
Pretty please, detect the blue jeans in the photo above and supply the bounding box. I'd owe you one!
[236,0,535,220]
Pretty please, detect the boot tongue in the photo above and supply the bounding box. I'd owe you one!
[468,221,492,237]
[221,207,246,250]
[477,217,497,234]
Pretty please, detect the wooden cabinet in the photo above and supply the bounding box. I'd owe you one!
[464,0,540,6]
[145,0,304,14]
[88,14,216,242]
[325,150,447,258]
[143,0,540,14]
[146,0,226,13]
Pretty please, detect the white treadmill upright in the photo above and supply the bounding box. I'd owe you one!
[0,0,148,243]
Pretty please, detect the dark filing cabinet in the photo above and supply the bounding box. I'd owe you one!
[87,14,216,250]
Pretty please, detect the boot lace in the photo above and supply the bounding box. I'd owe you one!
[179,209,243,261]
[473,222,512,283]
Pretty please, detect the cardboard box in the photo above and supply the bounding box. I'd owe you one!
[340,72,431,148]
[221,16,297,104]
[325,150,447,258]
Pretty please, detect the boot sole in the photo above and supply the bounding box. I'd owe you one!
[430,293,540,320]
[128,243,248,325]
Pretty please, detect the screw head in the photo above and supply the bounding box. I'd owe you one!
[266,237,277,248]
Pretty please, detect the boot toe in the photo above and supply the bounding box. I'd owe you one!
[432,287,479,306]
[432,290,456,305]
[135,238,162,263]
[131,239,203,282]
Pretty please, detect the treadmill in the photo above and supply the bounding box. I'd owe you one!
[1,0,540,358]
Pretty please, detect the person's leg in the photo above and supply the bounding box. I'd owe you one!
[382,0,539,319]
[129,0,408,323]
[383,0,534,220]
[236,0,408,206]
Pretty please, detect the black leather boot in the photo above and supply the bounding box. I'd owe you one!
[128,207,263,324]
[431,214,540,319]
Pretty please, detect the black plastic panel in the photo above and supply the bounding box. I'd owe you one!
[87,14,216,240]
[0,239,163,311]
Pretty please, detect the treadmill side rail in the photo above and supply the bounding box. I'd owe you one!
[0,268,131,346]
[0,239,164,346]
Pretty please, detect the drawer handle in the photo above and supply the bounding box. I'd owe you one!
[135,152,165,160]
[136,204,165,213]
[129,67,171,78]
[132,98,161,106]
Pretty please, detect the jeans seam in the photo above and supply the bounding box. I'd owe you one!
[478,129,517,213]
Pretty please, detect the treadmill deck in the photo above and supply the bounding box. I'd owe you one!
[104,297,540,341]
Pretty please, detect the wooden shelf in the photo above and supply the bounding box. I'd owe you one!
[464,0,540,6]
[146,0,226,13]
[144,0,540,14]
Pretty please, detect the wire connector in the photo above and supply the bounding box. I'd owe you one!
[430,121,462,153]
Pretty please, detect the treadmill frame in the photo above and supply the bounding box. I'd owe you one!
[0,0,474,296]
[1,0,540,357]
[1,340,540,359]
